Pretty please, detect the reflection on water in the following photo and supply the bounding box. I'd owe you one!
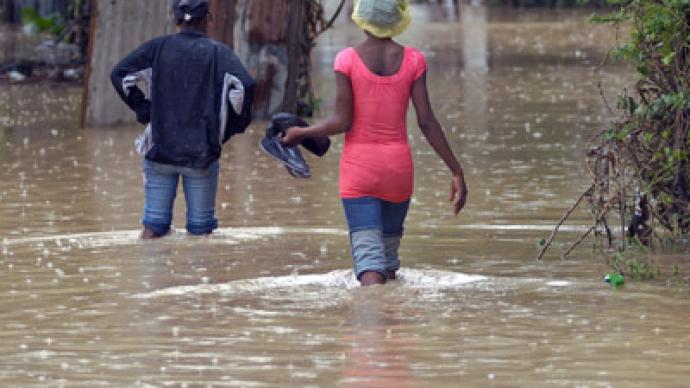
[339,291,421,388]
[462,4,488,73]
[1,3,689,386]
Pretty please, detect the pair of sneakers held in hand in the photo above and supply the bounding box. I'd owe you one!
[259,113,331,178]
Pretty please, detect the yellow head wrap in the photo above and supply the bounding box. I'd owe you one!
[352,0,411,38]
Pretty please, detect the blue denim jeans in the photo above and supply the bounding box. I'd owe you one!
[342,197,410,280]
[141,159,219,236]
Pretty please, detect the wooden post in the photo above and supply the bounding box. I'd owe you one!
[80,0,97,129]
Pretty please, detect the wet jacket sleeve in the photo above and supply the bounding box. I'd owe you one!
[221,50,256,144]
[110,39,159,124]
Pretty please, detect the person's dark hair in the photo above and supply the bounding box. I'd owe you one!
[175,14,209,32]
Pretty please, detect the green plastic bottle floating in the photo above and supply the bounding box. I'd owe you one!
[604,273,625,287]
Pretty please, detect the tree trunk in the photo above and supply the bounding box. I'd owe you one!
[282,0,305,115]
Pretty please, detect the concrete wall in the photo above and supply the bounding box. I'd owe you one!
[83,0,173,127]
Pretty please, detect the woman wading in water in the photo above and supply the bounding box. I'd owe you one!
[282,0,467,286]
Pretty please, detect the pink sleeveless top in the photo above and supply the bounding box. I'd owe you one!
[334,46,427,203]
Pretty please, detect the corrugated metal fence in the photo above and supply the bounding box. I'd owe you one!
[83,0,173,127]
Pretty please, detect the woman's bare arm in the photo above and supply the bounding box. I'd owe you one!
[282,72,353,144]
[411,72,468,215]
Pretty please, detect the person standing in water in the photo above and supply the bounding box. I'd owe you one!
[282,0,467,286]
[111,0,255,239]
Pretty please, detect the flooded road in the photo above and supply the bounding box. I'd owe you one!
[1,4,689,387]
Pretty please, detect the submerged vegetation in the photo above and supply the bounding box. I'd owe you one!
[603,246,688,288]
[587,0,689,241]
[538,0,689,278]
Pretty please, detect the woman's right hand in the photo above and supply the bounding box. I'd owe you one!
[450,174,468,216]
[281,126,305,146]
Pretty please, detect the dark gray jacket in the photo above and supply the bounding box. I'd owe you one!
[111,29,255,169]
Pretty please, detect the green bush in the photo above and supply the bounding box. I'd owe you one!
[20,7,64,36]
[588,0,689,238]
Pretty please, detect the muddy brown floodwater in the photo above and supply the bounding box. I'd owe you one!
[1,4,688,387]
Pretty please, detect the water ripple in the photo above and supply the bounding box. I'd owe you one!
[133,269,489,299]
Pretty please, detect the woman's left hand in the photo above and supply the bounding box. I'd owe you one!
[450,174,468,216]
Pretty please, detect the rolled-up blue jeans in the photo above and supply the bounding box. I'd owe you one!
[342,197,410,280]
[141,159,219,236]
